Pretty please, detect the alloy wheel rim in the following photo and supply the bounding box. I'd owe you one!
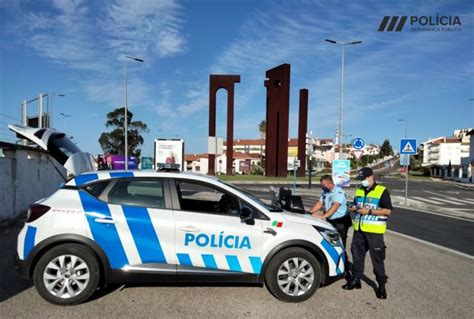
[43,254,90,299]
[277,257,314,296]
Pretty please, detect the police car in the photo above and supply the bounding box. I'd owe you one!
[11,125,345,305]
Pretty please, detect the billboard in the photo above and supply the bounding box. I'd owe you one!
[140,157,153,170]
[98,155,137,170]
[154,139,184,171]
[332,160,351,188]
[239,160,251,174]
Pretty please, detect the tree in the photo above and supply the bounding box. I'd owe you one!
[258,120,266,167]
[380,139,393,157]
[98,107,149,160]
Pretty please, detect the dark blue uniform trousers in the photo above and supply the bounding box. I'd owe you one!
[351,230,388,284]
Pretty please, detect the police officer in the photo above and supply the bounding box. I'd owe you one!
[309,174,351,279]
[343,167,392,299]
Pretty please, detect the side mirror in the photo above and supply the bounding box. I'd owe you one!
[240,206,255,225]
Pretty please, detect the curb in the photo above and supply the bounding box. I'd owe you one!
[386,230,474,260]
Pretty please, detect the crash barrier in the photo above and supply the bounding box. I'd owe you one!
[0,142,66,225]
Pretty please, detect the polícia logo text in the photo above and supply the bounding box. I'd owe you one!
[185,232,251,249]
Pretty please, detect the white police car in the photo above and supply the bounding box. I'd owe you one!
[11,125,345,305]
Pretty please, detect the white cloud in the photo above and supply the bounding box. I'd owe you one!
[16,0,186,106]
[100,0,186,59]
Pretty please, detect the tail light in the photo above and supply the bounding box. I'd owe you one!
[27,204,51,223]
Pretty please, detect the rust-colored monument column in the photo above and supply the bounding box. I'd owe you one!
[208,75,240,175]
[297,89,308,177]
[264,64,291,177]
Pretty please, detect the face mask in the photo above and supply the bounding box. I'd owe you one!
[322,187,330,193]
[361,179,370,188]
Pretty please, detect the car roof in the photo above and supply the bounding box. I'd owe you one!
[67,170,218,187]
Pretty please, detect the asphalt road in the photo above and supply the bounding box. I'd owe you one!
[234,180,474,256]
[387,207,474,255]
[1,179,473,317]
[1,219,473,318]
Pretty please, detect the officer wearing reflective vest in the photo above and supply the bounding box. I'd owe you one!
[343,167,392,300]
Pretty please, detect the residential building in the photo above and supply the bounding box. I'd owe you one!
[223,137,334,172]
[184,152,260,175]
[458,129,473,182]
[223,138,265,155]
[422,137,462,177]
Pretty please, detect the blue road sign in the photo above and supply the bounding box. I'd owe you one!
[400,139,417,155]
[352,137,365,150]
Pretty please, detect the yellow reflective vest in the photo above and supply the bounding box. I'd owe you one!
[352,184,388,234]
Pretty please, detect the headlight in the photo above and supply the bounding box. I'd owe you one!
[313,226,341,246]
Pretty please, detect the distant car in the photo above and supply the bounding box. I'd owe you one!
[10,125,345,305]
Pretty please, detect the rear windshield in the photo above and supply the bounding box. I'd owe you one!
[47,133,81,165]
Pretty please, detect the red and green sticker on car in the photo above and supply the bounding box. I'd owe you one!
[272,221,283,228]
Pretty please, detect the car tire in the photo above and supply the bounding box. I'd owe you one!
[265,247,322,303]
[33,243,100,305]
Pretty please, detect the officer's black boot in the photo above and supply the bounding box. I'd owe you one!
[342,278,361,290]
[344,271,352,281]
[376,283,387,299]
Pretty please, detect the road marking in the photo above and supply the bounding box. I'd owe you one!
[426,197,465,206]
[410,196,447,205]
[450,198,474,205]
[386,230,474,260]
[392,203,474,222]
[424,190,474,204]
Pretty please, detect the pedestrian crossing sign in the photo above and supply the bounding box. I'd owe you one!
[400,139,417,155]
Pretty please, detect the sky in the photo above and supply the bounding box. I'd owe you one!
[0,0,473,157]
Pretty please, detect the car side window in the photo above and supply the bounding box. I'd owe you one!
[82,181,109,199]
[176,180,240,216]
[108,178,166,209]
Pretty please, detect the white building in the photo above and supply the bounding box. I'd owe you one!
[458,129,474,183]
[422,137,462,177]
[222,137,334,172]
[184,152,260,175]
[364,144,381,156]
[223,139,265,155]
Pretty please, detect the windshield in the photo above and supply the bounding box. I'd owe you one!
[219,180,283,212]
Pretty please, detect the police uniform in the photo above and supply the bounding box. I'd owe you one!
[351,182,392,289]
[320,186,351,275]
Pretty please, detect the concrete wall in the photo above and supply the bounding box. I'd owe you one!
[0,147,66,224]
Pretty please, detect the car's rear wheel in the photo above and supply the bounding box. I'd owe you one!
[33,243,100,305]
[265,247,322,302]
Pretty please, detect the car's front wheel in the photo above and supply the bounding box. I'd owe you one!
[33,243,100,305]
[265,247,322,302]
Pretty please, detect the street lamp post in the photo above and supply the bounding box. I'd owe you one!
[60,112,72,133]
[124,55,144,170]
[325,39,362,160]
[50,93,65,128]
[398,119,408,205]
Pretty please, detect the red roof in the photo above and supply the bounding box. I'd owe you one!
[288,138,299,147]
[432,137,460,145]
[185,154,208,161]
[232,152,261,159]
[224,138,265,146]
[185,152,260,161]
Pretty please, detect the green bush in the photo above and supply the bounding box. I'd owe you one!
[250,163,264,175]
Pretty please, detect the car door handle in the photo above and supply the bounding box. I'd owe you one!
[264,228,277,236]
[94,218,118,224]
[179,226,200,232]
